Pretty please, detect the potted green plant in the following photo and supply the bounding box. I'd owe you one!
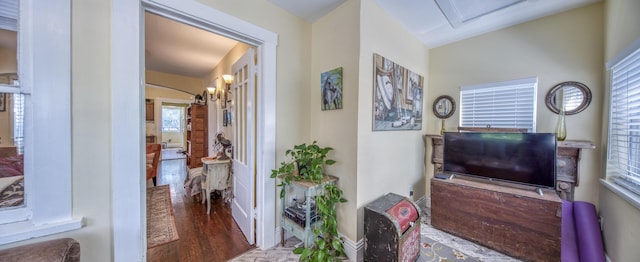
[270,141,348,262]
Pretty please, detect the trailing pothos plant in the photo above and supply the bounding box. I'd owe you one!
[270,141,348,262]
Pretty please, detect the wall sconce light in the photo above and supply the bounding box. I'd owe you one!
[222,74,234,85]
[206,86,218,101]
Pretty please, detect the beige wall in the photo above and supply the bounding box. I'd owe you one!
[146,70,204,95]
[66,0,112,260]
[204,42,251,150]
[146,84,194,100]
[0,95,13,147]
[357,0,429,240]
[600,0,640,261]
[310,0,360,242]
[197,0,313,152]
[0,42,17,147]
[0,46,16,74]
[427,3,604,204]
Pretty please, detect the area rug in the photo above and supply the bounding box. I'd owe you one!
[147,185,179,248]
[227,237,301,262]
[227,234,481,262]
[417,236,479,262]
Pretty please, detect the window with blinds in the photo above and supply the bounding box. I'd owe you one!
[459,77,537,132]
[607,45,640,196]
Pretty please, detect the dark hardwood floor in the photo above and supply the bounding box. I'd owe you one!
[147,156,254,262]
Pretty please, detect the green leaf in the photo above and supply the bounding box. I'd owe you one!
[293,246,306,254]
[325,159,336,165]
[280,189,285,199]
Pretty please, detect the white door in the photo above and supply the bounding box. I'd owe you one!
[231,48,256,244]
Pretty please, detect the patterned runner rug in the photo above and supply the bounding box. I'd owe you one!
[147,185,179,248]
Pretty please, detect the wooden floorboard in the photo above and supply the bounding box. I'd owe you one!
[147,159,254,262]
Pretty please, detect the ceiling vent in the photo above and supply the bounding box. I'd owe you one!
[435,0,525,28]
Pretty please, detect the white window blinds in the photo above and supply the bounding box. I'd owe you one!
[459,77,537,132]
[607,45,640,195]
[0,0,18,31]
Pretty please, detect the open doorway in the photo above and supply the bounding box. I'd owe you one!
[160,103,187,160]
[143,9,263,261]
[112,1,277,259]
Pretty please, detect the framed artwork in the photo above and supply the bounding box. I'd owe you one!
[0,93,5,112]
[372,53,423,131]
[321,67,343,110]
[223,109,228,126]
[221,89,227,109]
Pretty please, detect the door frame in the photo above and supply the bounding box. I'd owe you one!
[111,0,278,260]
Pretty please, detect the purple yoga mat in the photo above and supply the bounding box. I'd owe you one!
[573,201,606,262]
[562,200,579,262]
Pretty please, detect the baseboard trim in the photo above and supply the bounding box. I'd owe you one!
[340,233,363,262]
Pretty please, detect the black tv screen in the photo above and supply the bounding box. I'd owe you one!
[443,132,557,188]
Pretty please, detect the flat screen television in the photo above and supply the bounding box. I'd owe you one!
[443,132,557,188]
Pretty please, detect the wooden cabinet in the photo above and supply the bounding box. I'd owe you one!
[145,99,154,121]
[280,175,338,247]
[424,134,594,201]
[431,177,561,262]
[187,103,207,168]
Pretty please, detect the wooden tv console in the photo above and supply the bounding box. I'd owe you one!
[431,177,561,262]
[424,134,595,201]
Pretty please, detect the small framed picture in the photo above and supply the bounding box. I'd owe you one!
[221,90,227,109]
[223,109,228,126]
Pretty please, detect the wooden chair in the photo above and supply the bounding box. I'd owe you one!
[146,143,161,186]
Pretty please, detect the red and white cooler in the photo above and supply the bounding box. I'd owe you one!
[364,192,421,262]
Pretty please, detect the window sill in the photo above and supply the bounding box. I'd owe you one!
[0,217,83,245]
[600,179,640,210]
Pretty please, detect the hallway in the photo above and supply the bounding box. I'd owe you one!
[147,158,254,261]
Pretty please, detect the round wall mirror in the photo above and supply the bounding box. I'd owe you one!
[545,81,592,115]
[432,95,456,119]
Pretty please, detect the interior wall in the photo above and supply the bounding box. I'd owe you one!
[0,95,13,147]
[0,44,16,145]
[204,42,251,156]
[427,3,604,205]
[146,84,195,100]
[600,0,640,261]
[198,0,313,158]
[357,0,429,240]
[145,69,205,95]
[0,46,16,73]
[67,0,113,260]
[310,0,360,243]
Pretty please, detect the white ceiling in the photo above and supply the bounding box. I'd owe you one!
[1,0,603,80]
[139,0,601,79]
[144,12,238,78]
[375,0,600,48]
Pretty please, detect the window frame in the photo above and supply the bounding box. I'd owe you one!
[459,77,538,132]
[161,105,184,133]
[0,0,82,245]
[603,37,640,210]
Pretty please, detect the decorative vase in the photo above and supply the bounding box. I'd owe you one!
[556,111,567,141]
[555,87,567,141]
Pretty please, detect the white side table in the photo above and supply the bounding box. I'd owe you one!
[201,158,231,214]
